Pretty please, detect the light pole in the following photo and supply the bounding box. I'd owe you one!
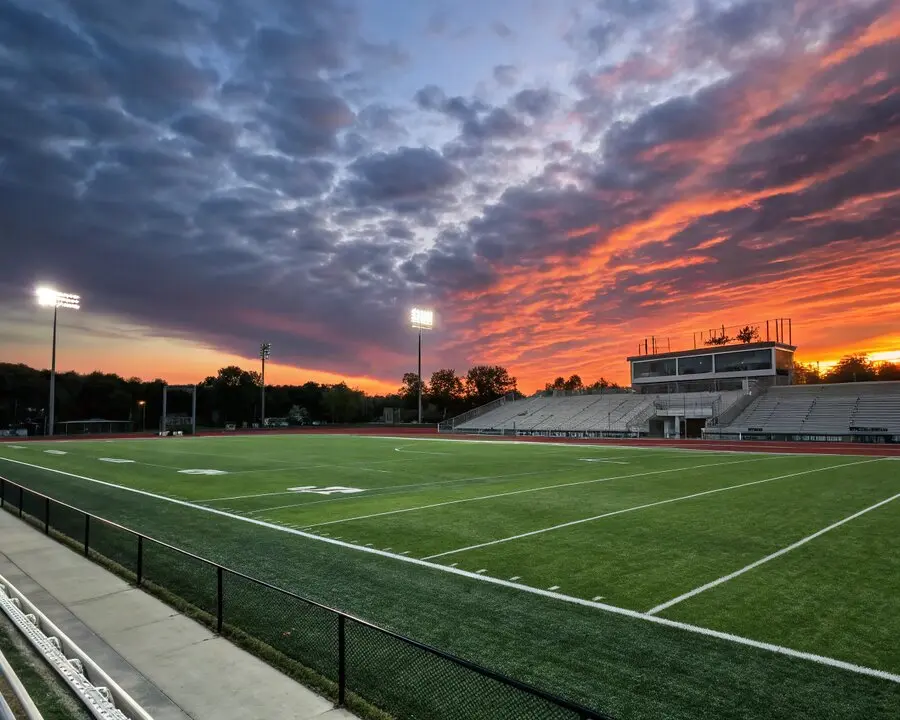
[410,308,434,424]
[259,342,271,426]
[35,287,80,437]
[138,401,146,432]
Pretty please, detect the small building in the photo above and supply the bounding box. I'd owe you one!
[627,341,797,394]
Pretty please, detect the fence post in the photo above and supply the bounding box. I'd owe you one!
[18,486,23,518]
[83,514,90,557]
[216,567,224,633]
[136,536,144,586]
[338,614,346,706]
[1,477,4,509]
[44,497,50,535]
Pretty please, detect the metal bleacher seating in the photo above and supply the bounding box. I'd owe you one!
[722,381,900,435]
[453,391,745,434]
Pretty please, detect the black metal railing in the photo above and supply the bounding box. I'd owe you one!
[0,476,611,720]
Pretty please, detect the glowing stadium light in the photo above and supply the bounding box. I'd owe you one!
[36,286,80,310]
[35,286,82,437]
[410,307,434,330]
[259,342,271,424]
[409,308,435,424]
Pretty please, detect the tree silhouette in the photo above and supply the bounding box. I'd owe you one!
[735,325,760,343]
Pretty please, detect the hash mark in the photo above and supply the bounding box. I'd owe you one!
[509,576,521,581]
[549,585,560,591]
[476,569,487,574]
[592,596,605,602]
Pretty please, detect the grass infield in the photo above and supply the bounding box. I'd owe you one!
[1,434,898,719]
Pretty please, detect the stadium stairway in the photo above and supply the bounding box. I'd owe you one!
[0,511,357,720]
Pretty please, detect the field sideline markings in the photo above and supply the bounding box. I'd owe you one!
[300,456,785,529]
[422,459,885,560]
[227,470,564,513]
[1,455,898,685]
[646,489,900,615]
[358,434,895,458]
[394,445,451,456]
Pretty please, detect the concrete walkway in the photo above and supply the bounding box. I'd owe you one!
[0,510,357,720]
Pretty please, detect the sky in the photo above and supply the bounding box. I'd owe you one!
[1,0,899,394]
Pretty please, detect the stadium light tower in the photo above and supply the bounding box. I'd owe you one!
[35,287,80,437]
[410,308,434,424]
[259,342,271,426]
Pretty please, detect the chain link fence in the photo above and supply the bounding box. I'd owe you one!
[0,476,612,720]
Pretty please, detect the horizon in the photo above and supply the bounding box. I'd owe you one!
[2,0,899,392]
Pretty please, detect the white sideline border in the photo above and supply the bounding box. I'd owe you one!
[647,489,900,615]
[0,455,898,685]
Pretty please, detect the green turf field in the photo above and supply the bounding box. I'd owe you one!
[1,434,898,719]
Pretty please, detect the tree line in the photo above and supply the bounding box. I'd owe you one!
[793,355,900,384]
[4,353,896,432]
[0,362,522,431]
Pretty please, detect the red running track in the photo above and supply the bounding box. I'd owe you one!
[2,426,899,456]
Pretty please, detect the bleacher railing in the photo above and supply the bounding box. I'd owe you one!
[0,477,611,720]
[438,393,516,433]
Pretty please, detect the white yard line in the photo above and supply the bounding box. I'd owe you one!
[394,445,451,455]
[422,459,885,560]
[212,469,555,508]
[646,490,900,616]
[0,455,897,684]
[299,456,784,529]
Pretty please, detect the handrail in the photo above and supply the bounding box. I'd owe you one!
[0,646,44,720]
[0,573,153,720]
[0,476,611,720]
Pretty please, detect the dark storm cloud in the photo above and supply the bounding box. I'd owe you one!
[4,0,900,388]
[493,64,520,87]
[342,147,464,212]
[491,21,514,39]
[512,88,559,118]
[0,0,443,378]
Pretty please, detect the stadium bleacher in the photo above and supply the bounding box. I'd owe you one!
[719,381,900,436]
[452,390,745,434]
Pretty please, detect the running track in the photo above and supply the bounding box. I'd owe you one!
[3,426,899,456]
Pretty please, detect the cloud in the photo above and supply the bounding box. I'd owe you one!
[493,64,520,87]
[2,0,899,392]
[341,147,465,213]
[491,21,514,39]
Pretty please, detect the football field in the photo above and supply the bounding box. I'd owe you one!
[1,434,898,719]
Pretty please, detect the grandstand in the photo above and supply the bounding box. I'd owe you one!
[444,390,746,437]
[440,315,899,444]
[710,381,900,440]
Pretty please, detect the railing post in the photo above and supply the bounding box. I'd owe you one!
[44,497,50,535]
[136,536,144,586]
[338,614,346,706]
[1,477,5,509]
[84,514,90,557]
[18,486,23,518]
[216,567,224,633]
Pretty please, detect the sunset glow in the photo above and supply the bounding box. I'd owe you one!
[1,1,898,393]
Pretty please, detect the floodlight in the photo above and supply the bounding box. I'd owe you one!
[35,286,82,437]
[36,287,80,310]
[410,307,434,330]
[259,342,271,424]
[409,307,436,424]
